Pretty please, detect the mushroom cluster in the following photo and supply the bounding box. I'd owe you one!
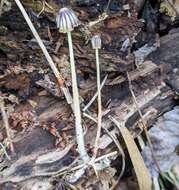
[56,8,102,162]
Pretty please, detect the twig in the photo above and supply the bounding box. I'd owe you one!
[105,0,112,13]
[34,151,118,177]
[38,0,45,16]
[83,75,108,112]
[0,98,14,153]
[0,142,11,160]
[14,0,72,105]
[83,112,97,123]
[126,72,161,173]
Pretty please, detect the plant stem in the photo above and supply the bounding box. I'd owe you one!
[67,31,89,162]
[93,49,102,158]
[14,0,72,105]
[83,75,108,112]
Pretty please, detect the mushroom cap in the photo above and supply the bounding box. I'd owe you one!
[91,35,101,49]
[56,7,80,33]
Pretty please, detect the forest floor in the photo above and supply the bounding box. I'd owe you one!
[0,0,179,189]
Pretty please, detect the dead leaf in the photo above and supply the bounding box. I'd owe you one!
[110,116,152,190]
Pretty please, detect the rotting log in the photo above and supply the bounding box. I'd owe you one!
[0,60,175,185]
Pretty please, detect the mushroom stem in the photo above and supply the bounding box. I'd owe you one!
[93,48,102,158]
[67,31,89,161]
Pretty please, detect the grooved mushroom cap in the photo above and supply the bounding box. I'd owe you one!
[91,35,101,49]
[56,7,80,33]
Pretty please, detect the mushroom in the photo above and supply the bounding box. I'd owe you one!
[56,8,89,161]
[91,35,102,158]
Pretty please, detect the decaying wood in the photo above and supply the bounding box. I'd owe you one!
[148,28,179,93]
[0,59,175,185]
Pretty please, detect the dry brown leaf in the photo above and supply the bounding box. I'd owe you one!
[110,116,152,190]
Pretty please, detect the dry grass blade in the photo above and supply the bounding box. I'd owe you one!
[109,116,152,190]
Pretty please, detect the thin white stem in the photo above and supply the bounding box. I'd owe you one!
[83,75,108,112]
[14,0,72,105]
[93,49,102,158]
[67,31,89,162]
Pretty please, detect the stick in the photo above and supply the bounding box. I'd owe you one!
[33,151,118,177]
[83,75,108,112]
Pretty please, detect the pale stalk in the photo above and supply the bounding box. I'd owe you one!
[83,74,108,112]
[67,31,89,162]
[14,0,72,104]
[93,49,102,158]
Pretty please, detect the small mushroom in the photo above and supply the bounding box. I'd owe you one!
[56,8,89,161]
[91,35,102,158]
